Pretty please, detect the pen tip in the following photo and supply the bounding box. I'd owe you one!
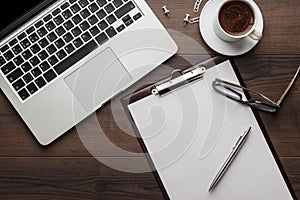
[208,185,213,192]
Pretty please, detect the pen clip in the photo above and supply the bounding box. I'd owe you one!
[151,65,206,96]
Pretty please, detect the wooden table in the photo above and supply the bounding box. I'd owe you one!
[0,0,299,199]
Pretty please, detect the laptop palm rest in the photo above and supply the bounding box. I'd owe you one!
[65,48,132,111]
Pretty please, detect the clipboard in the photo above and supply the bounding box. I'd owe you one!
[121,56,297,200]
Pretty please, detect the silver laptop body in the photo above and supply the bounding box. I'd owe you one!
[0,0,177,145]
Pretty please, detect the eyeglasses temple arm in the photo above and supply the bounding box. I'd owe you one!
[276,66,300,107]
[215,78,278,106]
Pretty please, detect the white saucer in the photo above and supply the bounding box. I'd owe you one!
[199,0,264,56]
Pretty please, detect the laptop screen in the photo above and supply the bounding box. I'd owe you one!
[0,1,45,30]
[0,0,55,39]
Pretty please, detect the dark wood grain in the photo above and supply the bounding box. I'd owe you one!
[0,0,299,199]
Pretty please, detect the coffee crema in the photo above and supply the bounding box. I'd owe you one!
[219,1,255,36]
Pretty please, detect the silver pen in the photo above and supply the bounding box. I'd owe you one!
[208,126,252,192]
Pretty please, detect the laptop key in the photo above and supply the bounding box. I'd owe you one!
[38,38,49,48]
[18,88,30,100]
[98,20,108,30]
[17,33,27,41]
[125,18,134,26]
[72,14,83,25]
[21,62,32,73]
[35,20,44,28]
[55,38,65,49]
[96,9,107,19]
[81,32,92,42]
[133,13,142,20]
[52,8,61,16]
[35,76,47,88]
[107,14,117,24]
[0,56,6,67]
[64,20,75,30]
[95,32,109,45]
[1,62,16,75]
[43,14,52,22]
[26,82,38,94]
[30,44,41,54]
[55,26,66,36]
[29,33,40,43]
[79,0,89,8]
[20,38,31,49]
[56,49,67,60]
[22,50,33,60]
[4,50,14,61]
[31,67,42,77]
[80,8,91,18]
[89,3,99,12]
[23,73,34,83]
[88,15,99,25]
[90,26,100,36]
[105,3,115,14]
[38,50,49,61]
[79,21,90,31]
[54,15,64,25]
[47,32,58,42]
[73,38,84,48]
[115,1,135,19]
[13,79,25,91]
[71,27,82,37]
[106,26,117,38]
[46,44,58,54]
[63,33,74,43]
[65,43,75,54]
[45,21,56,31]
[12,44,23,55]
[39,61,51,72]
[62,9,73,19]
[71,3,81,13]
[113,0,123,8]
[97,0,107,7]
[7,68,24,83]
[13,55,24,66]
[122,14,130,23]
[61,2,70,10]
[37,27,48,37]
[9,39,18,47]
[54,40,98,75]
[0,45,9,53]
[30,56,41,67]
[48,55,59,66]
[43,69,57,82]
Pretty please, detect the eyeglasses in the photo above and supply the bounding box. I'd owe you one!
[212,66,300,113]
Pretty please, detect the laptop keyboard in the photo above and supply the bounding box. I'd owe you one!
[0,0,143,101]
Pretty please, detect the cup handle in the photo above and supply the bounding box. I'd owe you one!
[249,29,263,40]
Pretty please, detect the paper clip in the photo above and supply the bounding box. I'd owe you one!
[189,17,200,24]
[193,0,202,13]
[152,65,206,96]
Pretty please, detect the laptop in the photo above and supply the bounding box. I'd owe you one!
[0,0,177,145]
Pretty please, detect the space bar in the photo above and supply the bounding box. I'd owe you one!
[54,40,98,75]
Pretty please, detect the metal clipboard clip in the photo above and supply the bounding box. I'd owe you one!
[151,64,206,96]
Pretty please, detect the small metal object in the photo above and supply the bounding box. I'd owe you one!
[152,64,206,96]
[189,17,200,24]
[193,0,202,13]
[183,14,190,25]
[208,127,252,192]
[162,5,170,17]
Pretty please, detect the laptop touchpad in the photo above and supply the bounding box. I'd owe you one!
[65,48,132,111]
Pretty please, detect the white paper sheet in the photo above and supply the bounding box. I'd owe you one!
[128,60,293,200]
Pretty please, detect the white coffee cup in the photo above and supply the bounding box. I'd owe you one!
[213,0,262,42]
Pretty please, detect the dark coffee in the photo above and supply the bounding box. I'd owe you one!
[219,1,255,36]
